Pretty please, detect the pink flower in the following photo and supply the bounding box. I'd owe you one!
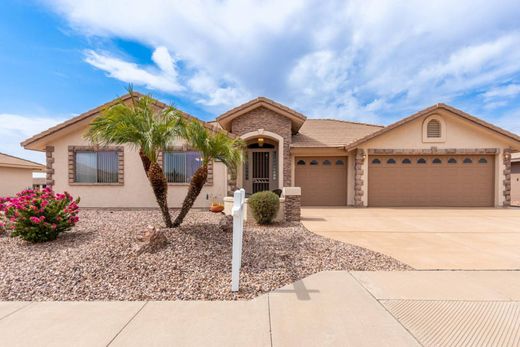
[29,216,40,224]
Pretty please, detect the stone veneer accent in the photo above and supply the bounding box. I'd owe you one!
[158,147,213,186]
[503,148,512,207]
[284,195,301,221]
[282,187,301,222]
[68,146,124,185]
[45,145,55,187]
[231,106,292,187]
[354,148,365,207]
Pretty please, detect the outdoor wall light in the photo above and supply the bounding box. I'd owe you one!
[258,137,264,147]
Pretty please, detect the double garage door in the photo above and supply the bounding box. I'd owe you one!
[368,155,495,207]
[295,156,347,206]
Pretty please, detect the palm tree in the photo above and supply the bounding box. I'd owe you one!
[85,89,182,227]
[173,119,244,227]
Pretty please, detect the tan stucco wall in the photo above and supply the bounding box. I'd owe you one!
[0,167,34,197]
[49,125,228,208]
[512,162,520,206]
[358,109,515,207]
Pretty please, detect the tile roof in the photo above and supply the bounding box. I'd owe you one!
[22,92,234,150]
[291,119,383,147]
[0,152,45,170]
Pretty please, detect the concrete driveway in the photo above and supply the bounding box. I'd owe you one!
[301,207,520,270]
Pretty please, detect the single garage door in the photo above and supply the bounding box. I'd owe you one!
[295,156,348,206]
[368,155,495,207]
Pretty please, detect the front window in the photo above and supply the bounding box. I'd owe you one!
[75,151,119,183]
[163,151,202,183]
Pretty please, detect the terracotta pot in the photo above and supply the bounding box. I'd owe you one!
[210,205,224,213]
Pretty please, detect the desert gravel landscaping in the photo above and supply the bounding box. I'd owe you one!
[0,209,410,301]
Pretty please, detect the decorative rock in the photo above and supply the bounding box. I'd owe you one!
[218,215,233,232]
[134,225,168,255]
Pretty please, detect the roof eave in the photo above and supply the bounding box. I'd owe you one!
[344,103,520,151]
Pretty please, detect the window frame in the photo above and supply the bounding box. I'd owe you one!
[163,150,203,185]
[69,146,124,186]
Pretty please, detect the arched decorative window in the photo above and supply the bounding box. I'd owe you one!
[310,160,319,166]
[448,158,457,164]
[387,158,396,164]
[432,158,442,164]
[335,160,345,165]
[297,160,306,165]
[323,159,332,165]
[371,158,381,164]
[463,158,473,164]
[402,158,412,164]
[417,158,427,164]
[479,158,488,164]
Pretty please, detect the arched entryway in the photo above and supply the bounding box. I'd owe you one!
[240,130,284,195]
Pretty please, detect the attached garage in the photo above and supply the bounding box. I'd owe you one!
[368,155,495,207]
[295,156,347,206]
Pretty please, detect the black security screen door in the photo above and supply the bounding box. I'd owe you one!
[252,151,270,193]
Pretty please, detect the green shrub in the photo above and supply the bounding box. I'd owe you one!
[248,191,280,224]
[0,188,80,243]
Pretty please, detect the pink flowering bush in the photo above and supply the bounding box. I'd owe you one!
[0,188,80,243]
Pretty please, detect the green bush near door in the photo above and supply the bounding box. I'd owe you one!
[248,191,280,224]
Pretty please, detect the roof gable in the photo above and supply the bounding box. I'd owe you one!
[217,97,306,133]
[0,152,44,170]
[345,103,520,150]
[22,92,230,151]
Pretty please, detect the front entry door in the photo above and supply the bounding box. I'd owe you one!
[245,149,277,194]
[251,150,271,193]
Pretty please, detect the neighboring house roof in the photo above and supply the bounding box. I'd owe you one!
[345,103,520,151]
[216,97,307,133]
[0,152,44,170]
[32,177,47,185]
[22,92,232,151]
[291,119,383,147]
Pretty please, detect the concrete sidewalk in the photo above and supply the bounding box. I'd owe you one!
[1,271,519,346]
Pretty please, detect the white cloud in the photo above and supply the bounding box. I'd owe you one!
[483,84,520,100]
[85,48,183,93]
[43,0,520,124]
[0,114,65,164]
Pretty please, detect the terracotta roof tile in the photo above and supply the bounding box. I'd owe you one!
[291,119,383,147]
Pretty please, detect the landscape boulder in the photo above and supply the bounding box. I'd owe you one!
[134,225,168,255]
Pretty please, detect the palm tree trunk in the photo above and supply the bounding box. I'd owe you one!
[173,164,208,227]
[139,150,152,173]
[147,162,173,228]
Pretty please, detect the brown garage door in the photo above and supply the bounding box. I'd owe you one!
[368,155,494,207]
[295,156,347,206]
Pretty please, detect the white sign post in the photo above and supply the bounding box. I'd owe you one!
[231,188,245,292]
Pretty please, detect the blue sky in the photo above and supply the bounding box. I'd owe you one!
[1,0,520,163]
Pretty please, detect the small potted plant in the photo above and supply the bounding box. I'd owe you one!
[209,197,224,213]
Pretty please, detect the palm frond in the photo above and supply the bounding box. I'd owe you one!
[179,119,245,169]
[84,92,183,163]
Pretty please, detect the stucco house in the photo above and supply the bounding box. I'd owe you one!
[0,152,44,197]
[22,93,520,208]
[512,153,520,206]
